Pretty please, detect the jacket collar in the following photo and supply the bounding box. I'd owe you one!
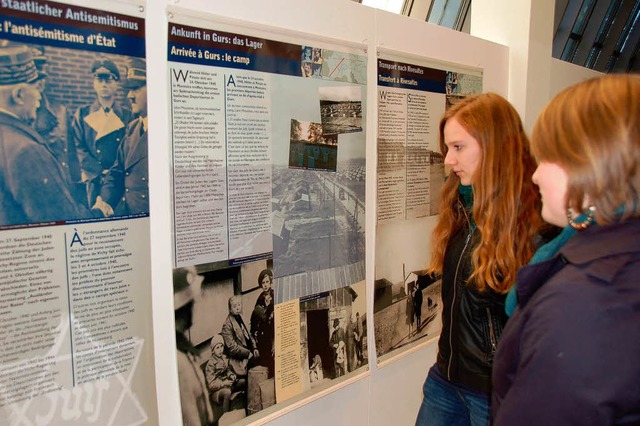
[0,111,46,144]
[560,217,640,265]
[517,218,640,307]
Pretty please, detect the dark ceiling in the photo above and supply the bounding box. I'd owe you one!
[399,0,640,73]
[553,0,640,73]
[360,0,639,73]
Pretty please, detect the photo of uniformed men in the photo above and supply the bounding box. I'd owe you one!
[94,58,149,217]
[0,40,149,229]
[72,56,132,209]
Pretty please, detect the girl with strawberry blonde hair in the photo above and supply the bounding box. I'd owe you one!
[416,93,545,426]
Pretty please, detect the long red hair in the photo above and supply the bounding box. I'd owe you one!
[428,93,543,293]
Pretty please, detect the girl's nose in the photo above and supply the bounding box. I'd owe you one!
[444,150,455,166]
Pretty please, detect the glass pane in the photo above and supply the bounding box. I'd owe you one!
[362,0,405,14]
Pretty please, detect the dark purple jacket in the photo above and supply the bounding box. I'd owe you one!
[492,218,640,425]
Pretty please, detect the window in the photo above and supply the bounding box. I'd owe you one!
[554,0,640,73]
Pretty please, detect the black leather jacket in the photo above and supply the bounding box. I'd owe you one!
[435,202,508,394]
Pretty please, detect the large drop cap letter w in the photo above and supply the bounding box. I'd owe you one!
[172,69,189,82]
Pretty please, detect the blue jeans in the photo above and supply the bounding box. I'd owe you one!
[415,365,490,426]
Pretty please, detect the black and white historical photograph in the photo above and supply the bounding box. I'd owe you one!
[173,259,276,425]
[374,218,443,360]
[271,161,365,303]
[299,280,367,392]
[269,59,367,303]
[0,39,148,229]
[319,85,363,135]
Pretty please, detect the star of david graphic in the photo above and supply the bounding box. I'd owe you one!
[2,315,149,425]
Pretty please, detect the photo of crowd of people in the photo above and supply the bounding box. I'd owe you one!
[173,256,369,425]
[173,261,276,425]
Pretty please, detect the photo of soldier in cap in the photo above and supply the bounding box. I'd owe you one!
[94,57,149,217]
[71,55,132,209]
[174,267,214,426]
[0,42,99,226]
[31,45,83,204]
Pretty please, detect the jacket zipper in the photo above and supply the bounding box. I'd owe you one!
[447,203,473,380]
[486,306,497,355]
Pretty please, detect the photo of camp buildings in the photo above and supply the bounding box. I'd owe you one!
[271,160,365,304]
[373,269,442,358]
[288,119,338,172]
[299,283,367,392]
[320,99,363,135]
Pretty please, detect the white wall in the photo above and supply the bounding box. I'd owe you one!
[549,58,603,98]
[470,0,556,131]
[147,1,509,425]
[148,1,600,425]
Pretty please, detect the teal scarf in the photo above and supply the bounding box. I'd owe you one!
[504,225,577,316]
[458,184,476,231]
